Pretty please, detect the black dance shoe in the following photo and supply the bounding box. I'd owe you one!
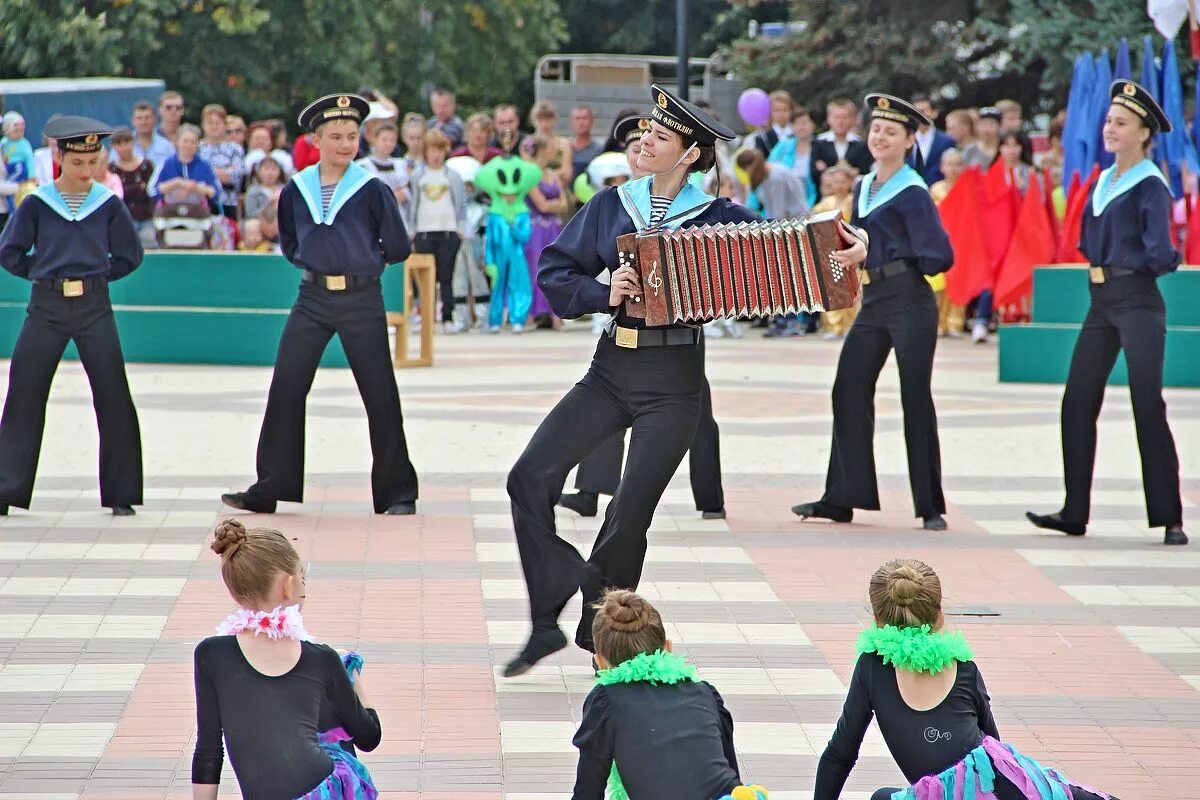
[791,501,853,523]
[383,501,417,515]
[0,505,8,516]
[220,492,278,514]
[503,628,568,678]
[701,508,727,520]
[1025,511,1086,536]
[111,506,136,517]
[922,515,947,531]
[558,491,599,518]
[1165,526,1189,546]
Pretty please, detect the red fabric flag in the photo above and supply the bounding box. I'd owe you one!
[981,164,1020,275]
[1057,164,1100,263]
[994,176,1057,309]
[1185,195,1200,264]
[941,167,993,306]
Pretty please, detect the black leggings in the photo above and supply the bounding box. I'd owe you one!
[414,231,462,322]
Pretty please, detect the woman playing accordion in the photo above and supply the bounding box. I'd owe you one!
[502,84,869,676]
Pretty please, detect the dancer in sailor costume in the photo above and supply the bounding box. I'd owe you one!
[502,86,869,676]
[222,93,419,516]
[1027,81,1187,546]
[0,116,144,517]
[558,115,727,522]
[792,94,955,532]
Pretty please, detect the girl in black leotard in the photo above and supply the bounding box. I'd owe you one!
[192,520,381,800]
[815,559,1117,800]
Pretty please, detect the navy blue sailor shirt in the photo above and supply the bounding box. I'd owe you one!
[1079,164,1181,276]
[0,183,143,282]
[537,183,759,324]
[278,163,411,276]
[850,168,953,276]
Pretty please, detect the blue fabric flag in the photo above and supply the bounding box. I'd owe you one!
[1114,37,1132,81]
[1062,52,1094,190]
[1160,38,1198,198]
[1194,61,1200,159]
[1140,35,1161,100]
[1142,35,1164,159]
[1088,50,1114,171]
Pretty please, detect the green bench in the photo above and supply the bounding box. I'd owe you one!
[0,251,420,368]
[997,265,1200,387]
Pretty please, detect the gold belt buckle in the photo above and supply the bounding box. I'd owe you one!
[614,325,639,349]
[62,279,84,298]
[1088,266,1106,284]
[325,275,347,291]
[857,267,871,286]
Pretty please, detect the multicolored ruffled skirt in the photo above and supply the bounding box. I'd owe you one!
[890,736,1112,800]
[296,651,378,800]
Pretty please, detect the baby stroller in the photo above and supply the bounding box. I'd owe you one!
[153,189,214,249]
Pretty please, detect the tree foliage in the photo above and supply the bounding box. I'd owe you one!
[0,0,566,128]
[558,0,780,57]
[721,0,1184,120]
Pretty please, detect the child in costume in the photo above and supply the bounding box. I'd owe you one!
[192,519,381,800]
[815,558,1117,800]
[474,153,541,333]
[572,589,769,800]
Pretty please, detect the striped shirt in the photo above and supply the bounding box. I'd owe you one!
[321,184,336,213]
[649,194,671,226]
[867,180,883,205]
[62,192,90,214]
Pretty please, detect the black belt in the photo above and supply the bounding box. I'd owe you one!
[301,271,379,290]
[1088,265,1139,284]
[33,276,107,296]
[858,260,911,286]
[605,322,700,349]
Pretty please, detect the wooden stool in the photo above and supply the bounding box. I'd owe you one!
[385,254,436,367]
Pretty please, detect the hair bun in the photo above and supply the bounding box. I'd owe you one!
[887,564,924,607]
[211,518,248,558]
[601,589,653,633]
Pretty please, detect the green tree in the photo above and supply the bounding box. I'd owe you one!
[558,0,782,58]
[0,0,566,129]
[721,0,1176,120]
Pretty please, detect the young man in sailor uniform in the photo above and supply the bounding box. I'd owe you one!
[222,93,419,515]
[0,117,144,516]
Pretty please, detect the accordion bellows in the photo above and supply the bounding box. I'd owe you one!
[619,211,861,326]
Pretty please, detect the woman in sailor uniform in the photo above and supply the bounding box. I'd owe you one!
[1027,81,1187,546]
[502,86,869,677]
[792,95,955,532]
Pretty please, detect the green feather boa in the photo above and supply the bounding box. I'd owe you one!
[855,624,973,674]
[596,650,698,800]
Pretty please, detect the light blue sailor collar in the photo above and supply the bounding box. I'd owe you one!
[1091,159,1169,216]
[617,175,716,232]
[32,181,114,222]
[292,161,373,225]
[856,164,927,218]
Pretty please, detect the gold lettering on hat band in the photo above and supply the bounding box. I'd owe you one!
[650,108,695,138]
[1112,96,1148,118]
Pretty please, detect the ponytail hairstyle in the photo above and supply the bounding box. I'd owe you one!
[592,589,667,666]
[867,558,943,629]
[210,519,301,607]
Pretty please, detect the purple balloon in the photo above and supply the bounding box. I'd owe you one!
[737,88,772,127]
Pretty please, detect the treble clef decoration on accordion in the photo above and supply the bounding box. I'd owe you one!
[618,211,861,326]
[646,260,663,297]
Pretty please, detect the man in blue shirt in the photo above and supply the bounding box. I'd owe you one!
[114,102,175,168]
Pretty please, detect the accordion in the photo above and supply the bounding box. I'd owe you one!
[618,211,861,327]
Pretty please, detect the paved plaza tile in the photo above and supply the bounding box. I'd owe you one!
[1,329,1199,797]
